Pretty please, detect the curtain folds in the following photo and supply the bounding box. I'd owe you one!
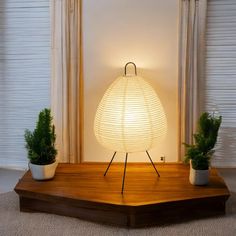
[51,0,83,163]
[178,0,207,160]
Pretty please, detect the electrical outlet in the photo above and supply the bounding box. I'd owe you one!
[160,156,165,162]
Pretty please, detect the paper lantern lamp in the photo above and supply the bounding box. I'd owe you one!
[94,62,167,193]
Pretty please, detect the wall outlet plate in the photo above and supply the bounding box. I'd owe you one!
[160,156,165,162]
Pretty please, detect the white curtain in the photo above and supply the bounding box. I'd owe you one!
[178,0,207,159]
[51,0,83,163]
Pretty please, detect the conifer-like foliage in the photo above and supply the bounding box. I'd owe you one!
[184,112,222,170]
[24,108,57,165]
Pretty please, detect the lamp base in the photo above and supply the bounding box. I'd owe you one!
[103,151,160,194]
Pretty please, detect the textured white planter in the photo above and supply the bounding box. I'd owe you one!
[189,163,209,186]
[29,161,58,180]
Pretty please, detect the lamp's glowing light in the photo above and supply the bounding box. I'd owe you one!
[94,70,167,153]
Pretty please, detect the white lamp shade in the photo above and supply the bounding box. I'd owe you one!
[94,75,167,153]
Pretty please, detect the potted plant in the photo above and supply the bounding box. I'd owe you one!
[184,112,222,185]
[24,108,58,180]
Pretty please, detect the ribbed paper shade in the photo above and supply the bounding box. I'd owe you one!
[94,75,167,153]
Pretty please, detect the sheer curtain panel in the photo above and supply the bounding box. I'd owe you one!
[178,0,207,160]
[51,0,83,163]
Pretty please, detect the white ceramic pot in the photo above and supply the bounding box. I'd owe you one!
[29,161,58,180]
[189,162,209,186]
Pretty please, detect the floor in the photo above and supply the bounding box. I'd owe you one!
[0,168,25,194]
[0,168,235,194]
[218,169,236,191]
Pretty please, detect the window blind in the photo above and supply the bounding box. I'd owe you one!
[0,0,50,169]
[205,0,236,167]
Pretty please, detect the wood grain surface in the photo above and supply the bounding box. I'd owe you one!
[14,163,230,227]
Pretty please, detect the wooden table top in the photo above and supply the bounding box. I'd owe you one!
[15,163,230,207]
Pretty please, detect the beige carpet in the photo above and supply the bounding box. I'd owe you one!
[0,192,236,236]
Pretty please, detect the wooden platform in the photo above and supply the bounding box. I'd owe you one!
[14,163,230,227]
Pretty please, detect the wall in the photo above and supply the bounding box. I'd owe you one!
[83,0,179,162]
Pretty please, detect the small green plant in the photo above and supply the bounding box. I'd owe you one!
[184,112,222,170]
[24,108,57,165]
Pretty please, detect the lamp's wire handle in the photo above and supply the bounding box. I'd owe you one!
[124,62,137,76]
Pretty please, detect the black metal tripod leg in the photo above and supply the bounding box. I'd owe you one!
[104,152,117,176]
[146,151,160,177]
[121,153,128,194]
